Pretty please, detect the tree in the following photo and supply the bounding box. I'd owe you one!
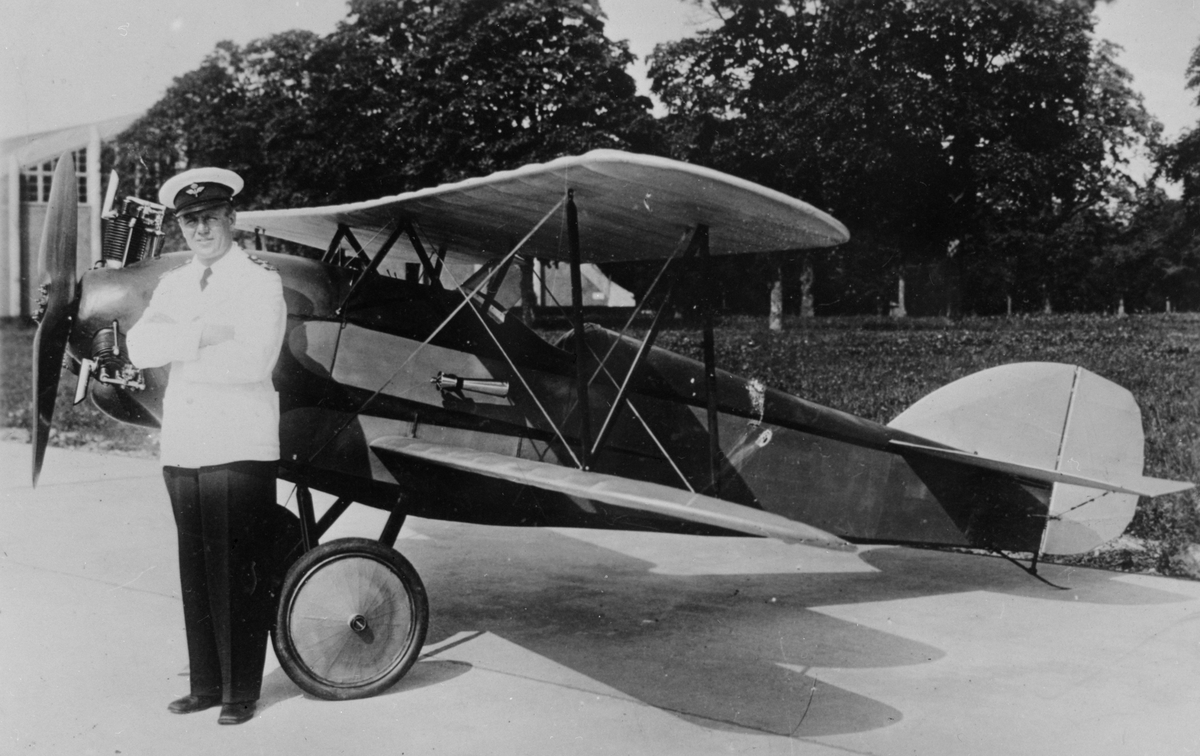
[1163,38,1200,216]
[114,0,659,210]
[1142,36,1200,312]
[113,31,325,210]
[649,0,1157,316]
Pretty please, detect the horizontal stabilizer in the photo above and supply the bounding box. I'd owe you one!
[889,440,1194,498]
[370,436,853,551]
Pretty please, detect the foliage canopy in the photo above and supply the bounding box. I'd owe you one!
[115,0,657,209]
[111,0,1197,313]
[648,0,1160,313]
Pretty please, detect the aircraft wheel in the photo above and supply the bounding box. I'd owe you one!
[273,537,428,700]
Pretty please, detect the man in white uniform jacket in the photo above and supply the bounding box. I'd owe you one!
[127,168,288,726]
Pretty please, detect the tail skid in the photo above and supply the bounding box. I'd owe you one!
[889,363,1193,555]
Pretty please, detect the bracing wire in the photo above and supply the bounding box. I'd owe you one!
[537,282,695,491]
[303,198,565,465]
[438,262,584,469]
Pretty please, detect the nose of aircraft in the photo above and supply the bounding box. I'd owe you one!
[31,153,80,486]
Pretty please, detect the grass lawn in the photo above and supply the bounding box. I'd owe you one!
[4,313,1198,574]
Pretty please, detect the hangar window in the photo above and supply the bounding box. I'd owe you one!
[19,150,88,204]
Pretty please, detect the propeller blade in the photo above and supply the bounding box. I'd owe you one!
[31,152,80,486]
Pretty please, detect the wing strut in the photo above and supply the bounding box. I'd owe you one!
[590,230,702,458]
[302,199,566,467]
[566,189,592,469]
[439,252,585,469]
[430,243,446,284]
[400,219,445,290]
[336,222,405,315]
[697,225,720,494]
[481,251,518,314]
[535,256,697,492]
[324,223,373,268]
[322,224,348,264]
[588,227,693,387]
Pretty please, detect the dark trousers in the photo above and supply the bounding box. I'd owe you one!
[163,460,280,704]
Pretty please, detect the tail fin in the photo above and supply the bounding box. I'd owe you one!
[887,363,1192,555]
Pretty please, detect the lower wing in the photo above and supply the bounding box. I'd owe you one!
[369,436,852,551]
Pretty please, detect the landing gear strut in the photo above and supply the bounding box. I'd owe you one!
[272,489,428,700]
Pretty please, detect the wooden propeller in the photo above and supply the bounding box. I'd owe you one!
[31,153,79,486]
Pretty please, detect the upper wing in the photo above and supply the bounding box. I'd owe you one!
[369,436,853,551]
[236,150,849,265]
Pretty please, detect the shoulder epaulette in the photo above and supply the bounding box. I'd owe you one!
[158,261,191,282]
[247,254,278,272]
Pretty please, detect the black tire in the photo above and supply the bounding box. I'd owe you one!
[273,537,429,700]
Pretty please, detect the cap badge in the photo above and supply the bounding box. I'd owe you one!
[185,183,204,196]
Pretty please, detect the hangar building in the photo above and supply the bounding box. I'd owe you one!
[1,114,139,318]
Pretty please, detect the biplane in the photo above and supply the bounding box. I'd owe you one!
[31,150,1193,701]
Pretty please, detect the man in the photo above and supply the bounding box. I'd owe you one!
[126,168,288,725]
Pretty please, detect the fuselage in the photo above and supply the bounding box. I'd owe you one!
[71,251,1050,552]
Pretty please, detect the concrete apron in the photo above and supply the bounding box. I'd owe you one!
[3,441,1200,755]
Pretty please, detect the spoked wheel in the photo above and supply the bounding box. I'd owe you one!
[273,537,428,700]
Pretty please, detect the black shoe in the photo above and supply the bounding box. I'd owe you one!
[218,701,256,725]
[168,694,221,714]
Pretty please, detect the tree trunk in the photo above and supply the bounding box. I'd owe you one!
[799,253,814,318]
[890,271,907,318]
[519,255,536,326]
[943,243,961,318]
[769,259,784,331]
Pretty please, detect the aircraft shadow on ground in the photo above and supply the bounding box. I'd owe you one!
[402,524,1191,738]
[856,546,1192,606]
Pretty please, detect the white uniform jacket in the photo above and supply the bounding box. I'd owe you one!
[127,247,288,468]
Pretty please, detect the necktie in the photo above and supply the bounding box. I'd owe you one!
[200,267,212,291]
